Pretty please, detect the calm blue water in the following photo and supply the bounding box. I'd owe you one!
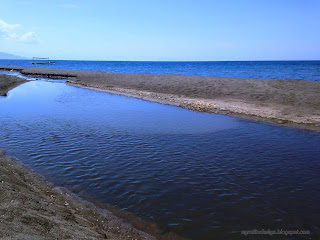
[0,80,319,239]
[0,59,320,81]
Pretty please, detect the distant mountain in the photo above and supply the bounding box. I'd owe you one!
[0,52,28,59]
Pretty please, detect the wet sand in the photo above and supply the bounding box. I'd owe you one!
[1,66,319,132]
[0,74,28,96]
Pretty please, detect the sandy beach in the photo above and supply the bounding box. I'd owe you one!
[1,66,320,132]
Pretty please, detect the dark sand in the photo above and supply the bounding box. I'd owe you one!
[1,66,319,131]
[0,74,28,96]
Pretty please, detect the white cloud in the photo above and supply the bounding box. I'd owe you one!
[19,32,38,43]
[0,19,38,44]
[0,19,20,33]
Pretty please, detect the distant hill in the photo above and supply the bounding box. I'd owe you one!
[0,52,28,59]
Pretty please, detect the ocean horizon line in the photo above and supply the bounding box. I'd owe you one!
[1,59,320,62]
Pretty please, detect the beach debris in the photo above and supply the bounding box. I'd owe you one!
[187,101,214,112]
[64,201,69,206]
[277,119,289,124]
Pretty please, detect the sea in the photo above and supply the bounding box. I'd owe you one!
[0,60,320,81]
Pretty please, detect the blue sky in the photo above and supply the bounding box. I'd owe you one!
[0,0,319,60]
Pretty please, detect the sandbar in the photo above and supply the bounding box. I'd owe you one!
[1,66,319,131]
[0,74,28,96]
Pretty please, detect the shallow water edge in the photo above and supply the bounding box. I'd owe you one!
[68,81,320,133]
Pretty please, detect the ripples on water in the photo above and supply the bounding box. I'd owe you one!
[1,81,320,239]
[0,59,320,81]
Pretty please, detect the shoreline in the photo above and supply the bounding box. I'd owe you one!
[0,150,158,240]
[1,66,319,132]
[67,82,320,132]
